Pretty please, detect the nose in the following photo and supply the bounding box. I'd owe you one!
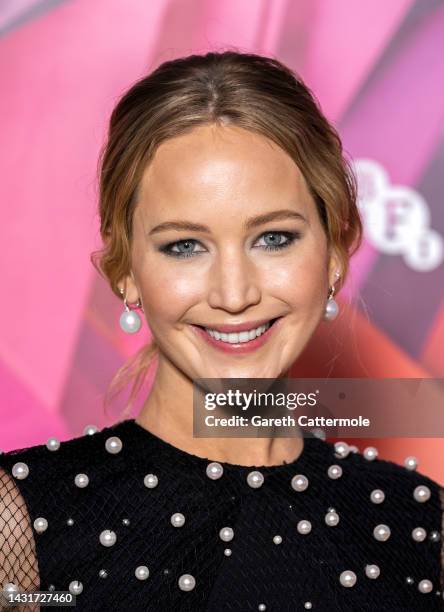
[207,247,261,313]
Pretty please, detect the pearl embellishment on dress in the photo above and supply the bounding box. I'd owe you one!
[363,447,378,461]
[373,524,391,541]
[310,427,326,440]
[297,520,312,534]
[247,470,264,488]
[325,510,340,526]
[327,464,342,479]
[74,473,89,488]
[334,441,350,458]
[12,462,29,479]
[418,579,433,593]
[68,580,83,595]
[370,489,385,504]
[46,437,60,451]
[105,436,123,454]
[206,462,224,479]
[144,473,159,488]
[99,529,117,547]
[291,474,309,491]
[171,512,185,527]
[404,456,418,470]
[412,527,427,541]
[33,517,48,533]
[83,424,99,435]
[413,485,431,502]
[365,564,380,579]
[429,530,441,542]
[135,566,150,580]
[178,574,195,591]
[219,527,234,542]
[339,570,357,587]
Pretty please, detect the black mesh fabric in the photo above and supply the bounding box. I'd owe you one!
[0,418,443,611]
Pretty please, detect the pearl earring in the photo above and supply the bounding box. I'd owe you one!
[118,287,143,334]
[323,271,340,321]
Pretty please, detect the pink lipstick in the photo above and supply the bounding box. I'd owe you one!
[190,317,283,354]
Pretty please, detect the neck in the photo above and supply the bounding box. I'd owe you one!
[135,357,304,467]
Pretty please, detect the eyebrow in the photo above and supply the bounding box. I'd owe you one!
[148,209,308,236]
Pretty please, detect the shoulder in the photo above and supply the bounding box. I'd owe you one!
[0,420,127,481]
[327,443,444,553]
[0,421,130,556]
[314,439,443,534]
[341,444,443,502]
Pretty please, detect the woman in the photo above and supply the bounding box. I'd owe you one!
[0,51,442,612]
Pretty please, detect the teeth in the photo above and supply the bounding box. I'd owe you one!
[205,322,271,343]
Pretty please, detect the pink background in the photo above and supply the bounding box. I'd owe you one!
[1,0,443,483]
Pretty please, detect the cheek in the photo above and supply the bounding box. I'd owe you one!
[265,252,328,307]
[138,268,201,325]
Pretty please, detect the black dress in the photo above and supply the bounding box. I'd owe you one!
[0,418,443,611]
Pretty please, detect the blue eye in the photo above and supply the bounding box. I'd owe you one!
[159,239,203,258]
[259,231,301,251]
[159,231,301,259]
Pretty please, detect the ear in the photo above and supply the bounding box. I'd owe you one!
[117,271,140,304]
[327,250,342,288]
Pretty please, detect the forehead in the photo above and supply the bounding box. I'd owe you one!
[136,124,313,220]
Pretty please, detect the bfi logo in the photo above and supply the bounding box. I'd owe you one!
[353,158,443,272]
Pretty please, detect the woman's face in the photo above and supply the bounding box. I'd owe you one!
[124,124,340,380]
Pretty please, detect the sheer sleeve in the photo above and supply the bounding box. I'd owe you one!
[0,467,40,611]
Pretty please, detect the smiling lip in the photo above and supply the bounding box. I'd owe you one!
[194,317,277,334]
[190,317,283,354]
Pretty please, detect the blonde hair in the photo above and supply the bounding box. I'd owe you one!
[90,49,363,418]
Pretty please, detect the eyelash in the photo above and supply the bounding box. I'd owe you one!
[159,231,301,259]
